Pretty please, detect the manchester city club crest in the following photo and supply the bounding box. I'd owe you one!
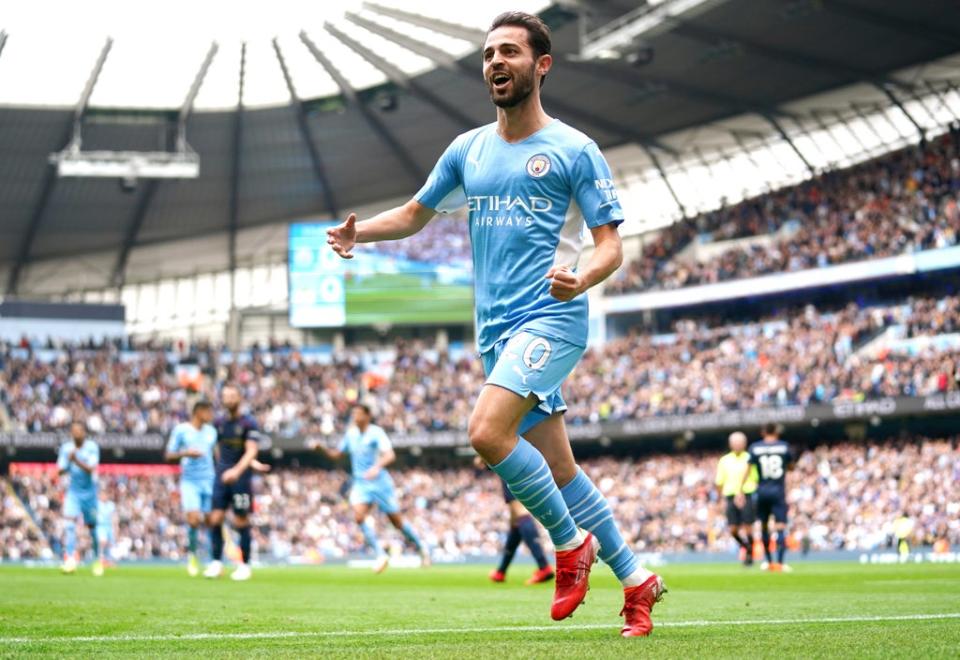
[526,154,551,178]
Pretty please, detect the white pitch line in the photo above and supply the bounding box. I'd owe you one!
[2,612,959,645]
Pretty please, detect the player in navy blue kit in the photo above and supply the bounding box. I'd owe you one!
[204,384,269,581]
[325,11,662,637]
[743,423,793,572]
[475,456,554,585]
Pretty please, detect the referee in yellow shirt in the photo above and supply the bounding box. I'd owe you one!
[716,431,758,566]
[893,512,914,558]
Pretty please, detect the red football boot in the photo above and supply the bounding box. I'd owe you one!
[488,569,506,583]
[524,565,555,585]
[620,574,667,638]
[550,533,599,621]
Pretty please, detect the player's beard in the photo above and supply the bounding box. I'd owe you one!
[488,62,536,109]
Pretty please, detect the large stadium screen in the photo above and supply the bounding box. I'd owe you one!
[288,220,474,327]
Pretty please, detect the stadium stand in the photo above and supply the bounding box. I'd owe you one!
[3,2,960,655]
[605,126,960,295]
[3,436,957,561]
[3,293,959,436]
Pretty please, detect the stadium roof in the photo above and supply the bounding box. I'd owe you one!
[2,0,960,295]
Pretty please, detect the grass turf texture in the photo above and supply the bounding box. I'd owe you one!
[344,272,473,325]
[1,562,959,658]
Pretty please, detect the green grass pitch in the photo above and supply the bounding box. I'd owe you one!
[2,562,959,658]
[344,272,473,325]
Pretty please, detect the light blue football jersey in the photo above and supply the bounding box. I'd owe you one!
[57,439,99,493]
[339,424,394,485]
[415,120,624,352]
[166,422,217,483]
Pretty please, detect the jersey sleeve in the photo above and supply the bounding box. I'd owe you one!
[571,142,624,229]
[88,443,100,469]
[374,428,393,453]
[415,136,467,213]
[715,459,725,487]
[166,427,182,454]
[243,416,260,436]
[56,444,69,471]
[243,416,264,447]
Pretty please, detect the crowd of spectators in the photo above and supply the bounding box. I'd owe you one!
[606,127,960,294]
[3,436,957,562]
[0,479,49,561]
[566,296,960,422]
[3,295,959,437]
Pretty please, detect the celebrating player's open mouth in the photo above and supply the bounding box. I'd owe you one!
[486,64,535,109]
[326,11,665,638]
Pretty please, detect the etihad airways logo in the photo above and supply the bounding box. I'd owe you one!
[467,195,553,214]
[468,195,553,229]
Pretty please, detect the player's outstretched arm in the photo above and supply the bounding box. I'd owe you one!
[306,438,344,461]
[545,223,623,301]
[326,200,436,259]
[164,448,201,462]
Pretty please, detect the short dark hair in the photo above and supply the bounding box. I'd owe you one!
[353,403,373,418]
[192,400,212,415]
[762,423,779,437]
[487,11,552,87]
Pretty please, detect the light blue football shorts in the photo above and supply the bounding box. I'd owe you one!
[349,481,400,514]
[96,524,114,544]
[64,490,98,526]
[481,330,584,435]
[180,478,213,513]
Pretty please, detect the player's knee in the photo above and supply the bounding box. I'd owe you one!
[468,416,505,456]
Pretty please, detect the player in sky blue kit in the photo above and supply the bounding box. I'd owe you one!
[165,400,217,576]
[312,404,429,573]
[96,488,117,567]
[743,423,794,572]
[326,11,663,637]
[204,384,269,581]
[57,421,104,577]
